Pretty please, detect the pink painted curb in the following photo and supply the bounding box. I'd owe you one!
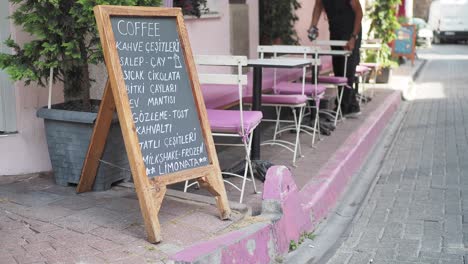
[171,91,402,264]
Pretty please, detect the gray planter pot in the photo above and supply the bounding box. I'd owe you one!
[376,67,392,84]
[37,105,130,191]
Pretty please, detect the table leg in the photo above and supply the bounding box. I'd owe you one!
[225,65,272,183]
[251,66,262,160]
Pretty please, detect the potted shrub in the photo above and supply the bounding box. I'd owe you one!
[367,0,401,83]
[259,0,301,45]
[174,0,209,17]
[0,0,161,190]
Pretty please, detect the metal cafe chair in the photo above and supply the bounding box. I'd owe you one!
[263,45,326,147]
[243,46,316,166]
[184,55,260,203]
[311,40,351,126]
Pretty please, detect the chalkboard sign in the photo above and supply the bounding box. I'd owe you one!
[78,6,230,243]
[392,24,417,65]
[110,16,209,177]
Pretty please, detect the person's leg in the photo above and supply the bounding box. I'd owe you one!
[343,34,362,115]
[331,46,349,114]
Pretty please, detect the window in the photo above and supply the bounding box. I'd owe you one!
[0,4,17,133]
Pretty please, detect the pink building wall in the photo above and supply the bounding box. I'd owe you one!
[296,0,330,46]
[0,4,63,175]
[185,0,259,59]
[0,1,259,176]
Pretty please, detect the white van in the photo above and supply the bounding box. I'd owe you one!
[429,0,468,43]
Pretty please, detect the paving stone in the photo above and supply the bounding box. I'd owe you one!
[326,252,352,264]
[12,252,47,264]
[328,49,468,263]
[87,237,122,252]
[0,254,17,264]
[91,226,141,245]
[403,222,423,239]
[52,215,101,233]
[374,246,396,260]
[381,222,403,239]
[47,197,97,211]
[348,250,374,264]
[396,239,420,258]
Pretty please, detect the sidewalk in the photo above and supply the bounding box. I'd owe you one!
[322,45,468,264]
[0,60,420,264]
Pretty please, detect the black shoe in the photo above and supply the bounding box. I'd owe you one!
[344,106,361,118]
[320,125,331,135]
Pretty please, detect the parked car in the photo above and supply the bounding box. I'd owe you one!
[408,17,434,47]
[429,0,468,43]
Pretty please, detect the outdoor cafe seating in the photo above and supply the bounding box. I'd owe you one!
[186,42,377,203]
[185,55,260,204]
[254,45,325,148]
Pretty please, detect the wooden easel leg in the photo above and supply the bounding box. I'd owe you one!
[197,170,232,220]
[77,80,115,193]
[139,183,166,243]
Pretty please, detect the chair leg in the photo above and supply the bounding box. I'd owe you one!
[246,133,257,193]
[184,180,189,192]
[273,106,282,140]
[292,107,305,167]
[312,99,320,146]
[184,179,200,192]
[359,76,364,106]
[238,158,249,204]
[335,86,345,126]
[239,133,257,203]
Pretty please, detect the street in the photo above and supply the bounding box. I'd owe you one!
[326,44,468,264]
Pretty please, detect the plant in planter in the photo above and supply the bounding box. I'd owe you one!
[259,0,301,45]
[367,0,401,83]
[174,0,209,18]
[0,0,161,190]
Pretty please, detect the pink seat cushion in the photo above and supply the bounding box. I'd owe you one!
[360,62,380,69]
[207,109,263,135]
[274,81,326,97]
[318,75,348,84]
[244,94,308,105]
[201,84,241,109]
[245,68,304,96]
[355,65,371,76]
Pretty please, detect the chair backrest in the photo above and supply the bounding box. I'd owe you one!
[361,39,382,51]
[360,39,383,65]
[256,45,321,96]
[314,40,348,47]
[194,55,249,134]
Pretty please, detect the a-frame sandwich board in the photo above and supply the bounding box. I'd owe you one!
[77,5,231,243]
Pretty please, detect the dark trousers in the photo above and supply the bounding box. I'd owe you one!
[331,33,361,113]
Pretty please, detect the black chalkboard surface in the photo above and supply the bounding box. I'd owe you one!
[111,16,209,177]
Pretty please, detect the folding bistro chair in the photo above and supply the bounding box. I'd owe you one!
[184,55,261,204]
[360,39,383,100]
[355,65,371,105]
[259,45,326,147]
[312,40,351,126]
[244,49,311,166]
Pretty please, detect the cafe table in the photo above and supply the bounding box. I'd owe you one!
[247,58,314,164]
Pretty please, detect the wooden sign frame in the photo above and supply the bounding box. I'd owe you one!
[392,24,417,65]
[77,5,231,243]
